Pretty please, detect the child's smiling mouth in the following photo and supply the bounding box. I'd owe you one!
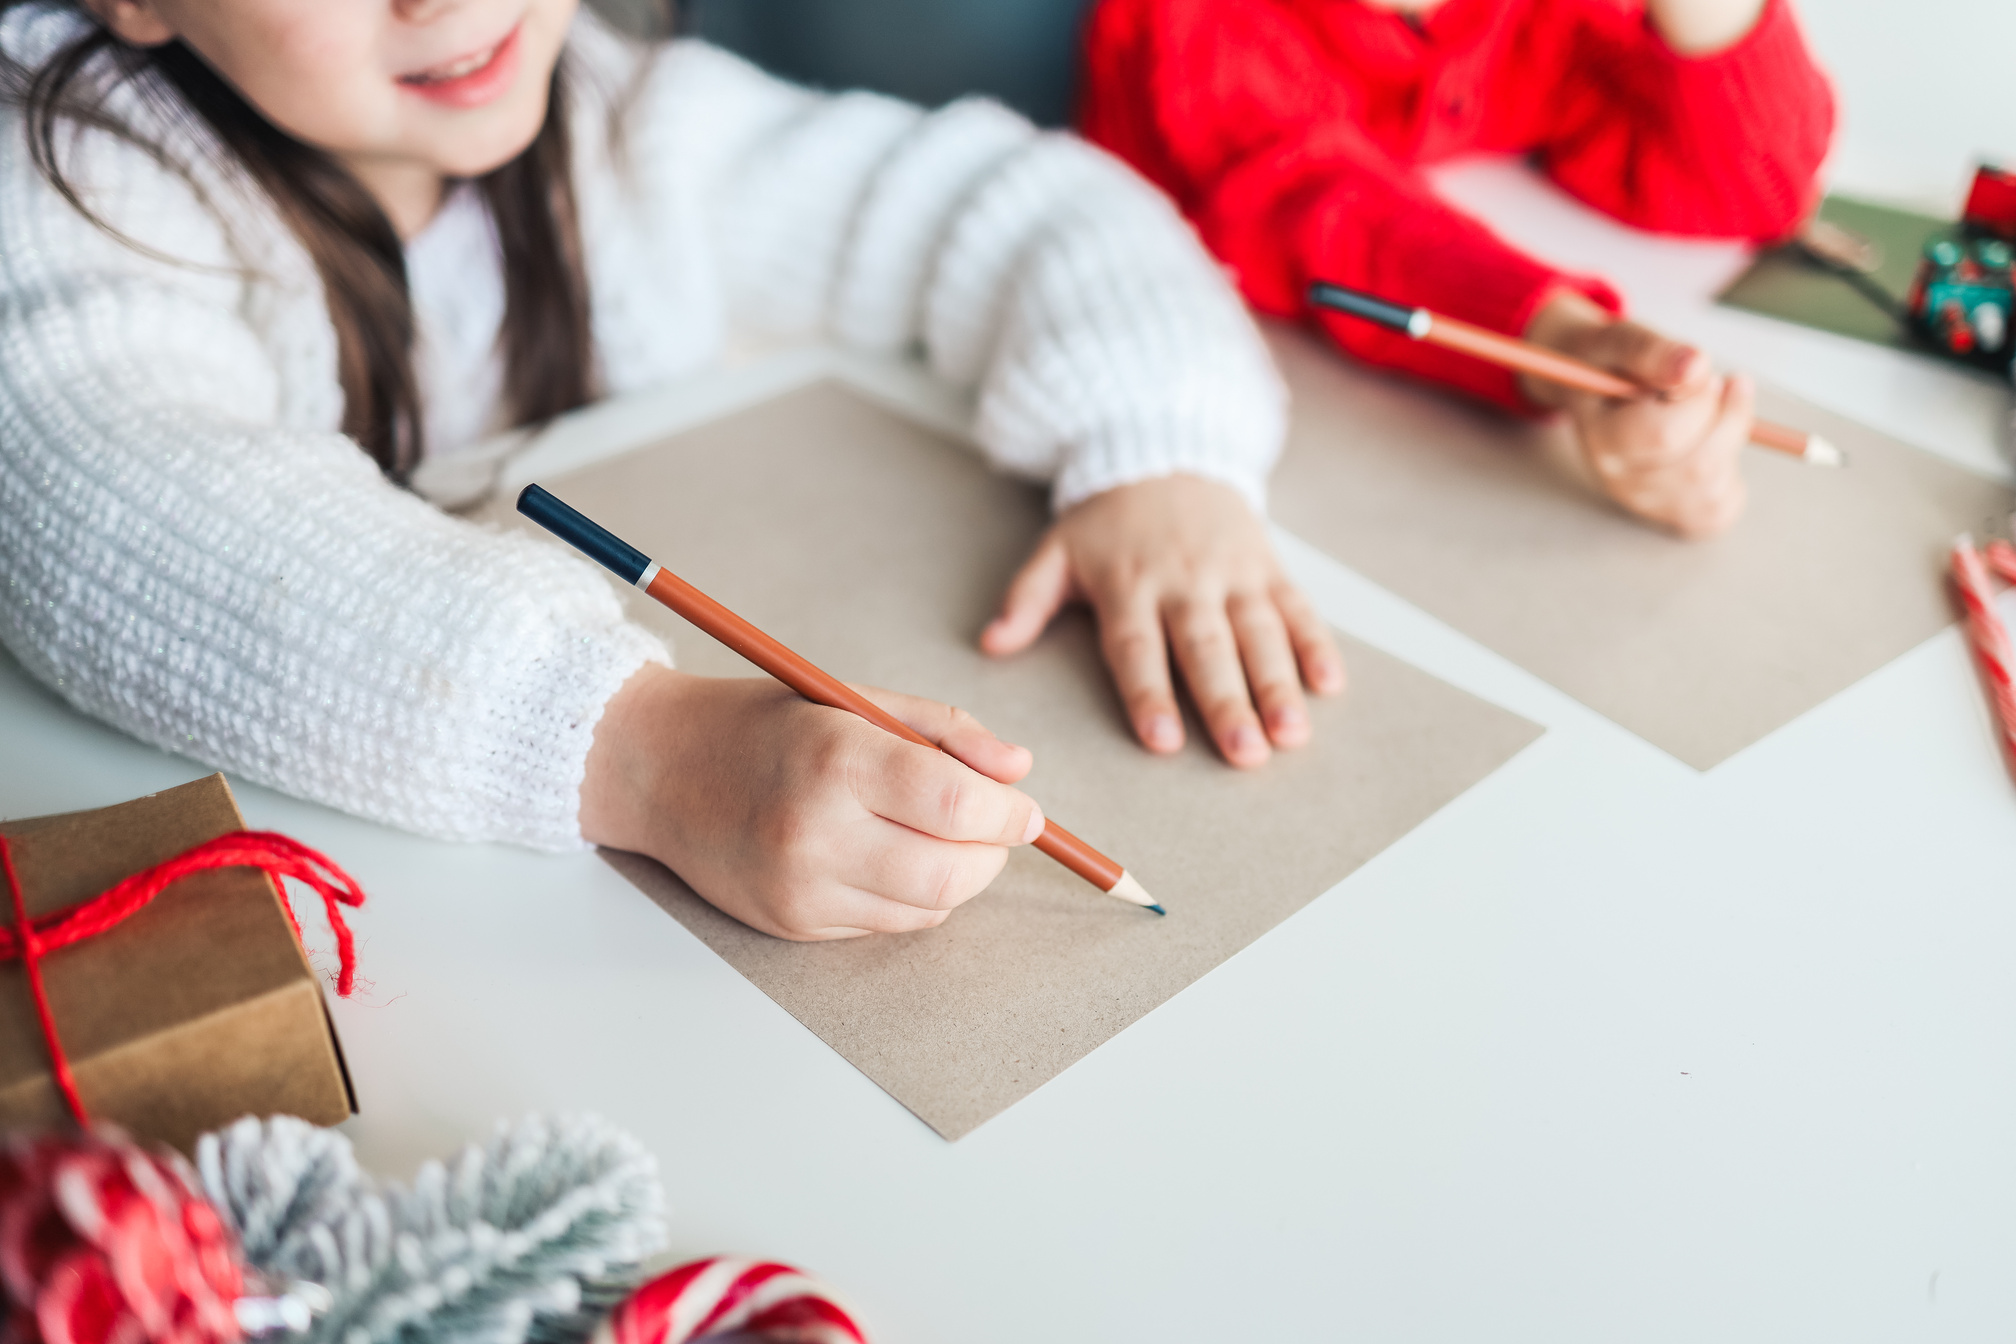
[396,23,524,106]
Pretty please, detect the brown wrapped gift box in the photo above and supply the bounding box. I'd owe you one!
[0,775,355,1151]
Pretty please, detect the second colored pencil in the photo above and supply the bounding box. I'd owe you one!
[1308,281,1844,467]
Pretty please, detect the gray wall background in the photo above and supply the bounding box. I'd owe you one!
[594,0,1095,126]
[590,0,2016,209]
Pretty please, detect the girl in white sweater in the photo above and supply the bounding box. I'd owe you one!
[0,0,1340,938]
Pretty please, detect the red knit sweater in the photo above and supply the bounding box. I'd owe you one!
[1079,0,1835,408]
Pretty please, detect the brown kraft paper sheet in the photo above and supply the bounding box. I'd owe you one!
[1264,323,2015,770]
[504,383,1542,1140]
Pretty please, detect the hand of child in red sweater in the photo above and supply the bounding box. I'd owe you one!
[1524,292,1753,539]
[580,667,1044,940]
[979,475,1346,769]
[1647,0,1770,54]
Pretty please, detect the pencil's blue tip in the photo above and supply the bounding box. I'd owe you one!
[1147,903,1167,916]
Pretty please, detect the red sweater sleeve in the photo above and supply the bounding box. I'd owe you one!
[1080,0,1619,410]
[1533,0,1835,238]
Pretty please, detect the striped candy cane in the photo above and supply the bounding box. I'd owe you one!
[595,1258,868,1344]
[1951,534,2016,768]
[1986,538,2016,587]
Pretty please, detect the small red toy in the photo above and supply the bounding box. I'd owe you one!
[1906,165,2016,374]
[1962,165,2016,240]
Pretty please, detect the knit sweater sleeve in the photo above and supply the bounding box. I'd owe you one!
[601,36,1285,513]
[1535,0,1835,239]
[1077,0,1620,412]
[0,101,666,849]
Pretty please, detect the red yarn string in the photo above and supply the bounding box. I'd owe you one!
[0,829,366,1126]
[0,836,84,1126]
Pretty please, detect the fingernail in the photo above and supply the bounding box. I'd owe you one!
[1270,705,1308,736]
[1146,714,1181,751]
[1021,807,1045,845]
[1230,724,1266,758]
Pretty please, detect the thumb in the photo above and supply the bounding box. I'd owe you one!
[1595,321,1710,395]
[980,530,1074,656]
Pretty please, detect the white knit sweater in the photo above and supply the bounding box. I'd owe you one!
[0,4,1285,849]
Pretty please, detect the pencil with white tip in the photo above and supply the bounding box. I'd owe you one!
[517,483,1164,916]
[1308,281,1846,468]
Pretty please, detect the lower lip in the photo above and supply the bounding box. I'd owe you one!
[399,24,523,109]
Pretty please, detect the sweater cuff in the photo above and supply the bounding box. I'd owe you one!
[462,619,671,852]
[1048,402,1279,517]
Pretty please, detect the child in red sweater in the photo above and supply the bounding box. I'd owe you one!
[1080,0,1835,537]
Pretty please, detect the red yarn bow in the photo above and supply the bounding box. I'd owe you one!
[0,831,365,1126]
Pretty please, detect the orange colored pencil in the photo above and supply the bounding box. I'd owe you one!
[517,484,1163,915]
[1309,282,1844,467]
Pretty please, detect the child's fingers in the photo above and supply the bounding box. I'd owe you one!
[1688,374,1754,488]
[774,878,965,939]
[1668,475,1748,540]
[1227,590,1310,749]
[1590,320,1711,395]
[1715,371,1757,447]
[771,925,878,943]
[1583,381,1724,485]
[1666,376,1753,539]
[1605,375,1753,537]
[1272,581,1347,695]
[1096,593,1185,754]
[1166,597,1271,768]
[849,732,1044,847]
[980,530,1073,656]
[840,824,1013,914]
[855,686,1033,784]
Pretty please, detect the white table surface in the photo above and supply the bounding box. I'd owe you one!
[6,163,2016,1342]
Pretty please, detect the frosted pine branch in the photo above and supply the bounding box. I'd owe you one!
[196,1114,666,1344]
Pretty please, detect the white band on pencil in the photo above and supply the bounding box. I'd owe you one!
[634,562,662,592]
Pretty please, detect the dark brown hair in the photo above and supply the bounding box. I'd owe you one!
[0,4,596,481]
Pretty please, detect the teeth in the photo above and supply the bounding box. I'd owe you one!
[408,41,498,84]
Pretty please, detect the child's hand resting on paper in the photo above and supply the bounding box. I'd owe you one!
[1523,290,1756,540]
[579,666,1043,941]
[980,474,1346,769]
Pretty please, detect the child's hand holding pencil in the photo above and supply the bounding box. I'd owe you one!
[579,667,1047,941]
[527,484,1161,938]
[1310,282,1842,540]
[1521,290,1755,539]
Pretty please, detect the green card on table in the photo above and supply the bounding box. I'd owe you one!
[1717,195,1944,348]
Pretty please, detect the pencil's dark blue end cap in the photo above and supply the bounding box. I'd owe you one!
[517,484,652,585]
[1306,281,1417,334]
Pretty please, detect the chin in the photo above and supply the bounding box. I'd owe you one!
[431,93,553,179]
